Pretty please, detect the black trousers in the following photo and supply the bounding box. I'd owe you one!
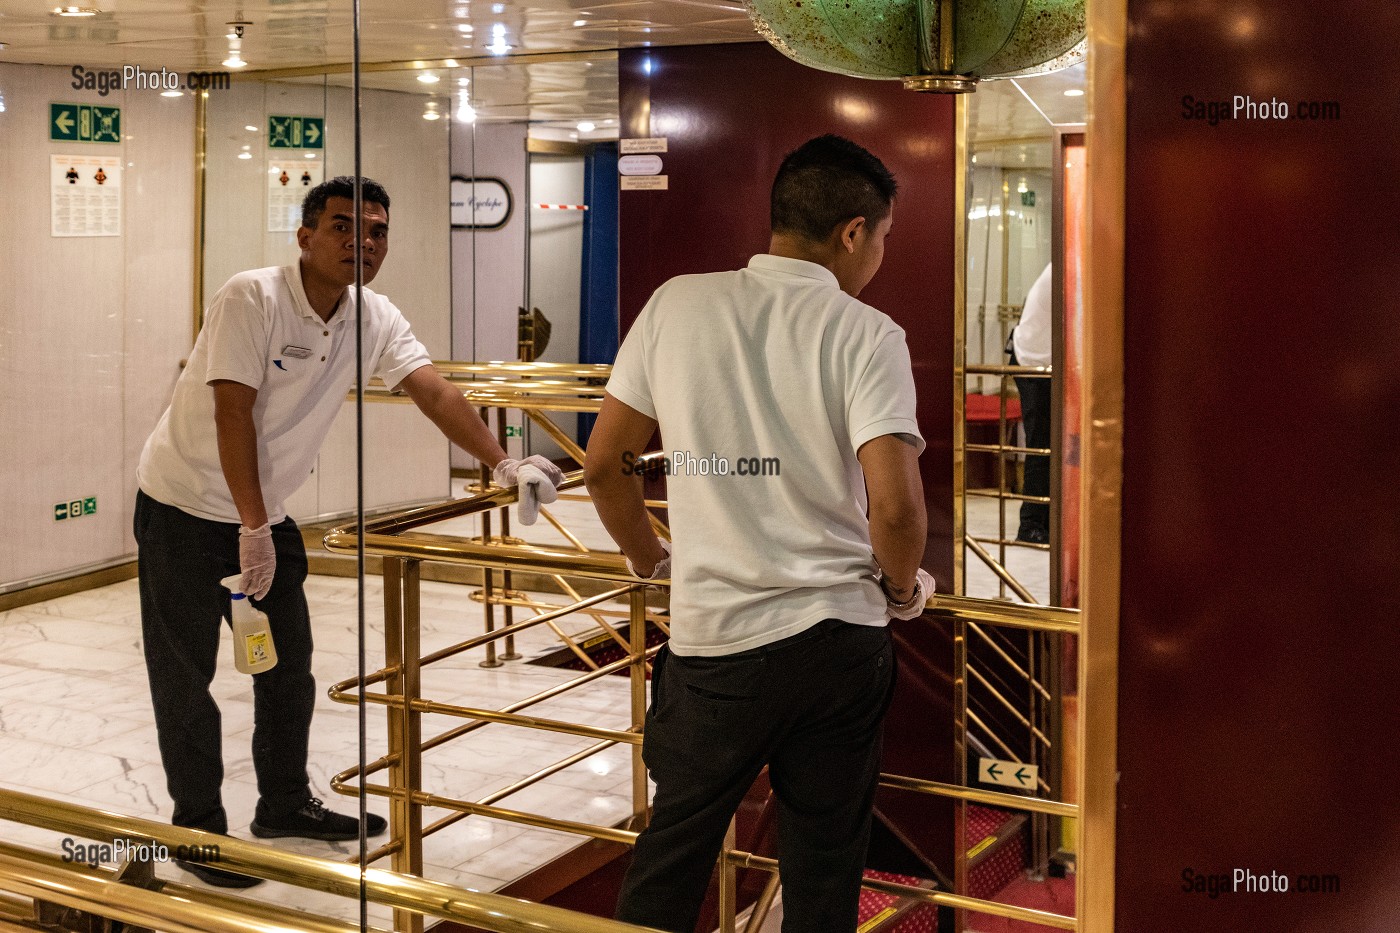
[1010,346,1052,535]
[133,490,316,833]
[616,619,896,933]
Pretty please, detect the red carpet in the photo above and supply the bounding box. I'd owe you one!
[966,874,1075,933]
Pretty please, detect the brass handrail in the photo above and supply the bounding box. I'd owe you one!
[0,788,659,933]
[726,851,1074,930]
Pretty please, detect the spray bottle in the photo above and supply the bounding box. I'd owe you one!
[221,575,279,675]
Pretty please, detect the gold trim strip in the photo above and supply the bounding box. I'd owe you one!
[242,49,620,81]
[191,89,207,342]
[953,93,969,596]
[878,773,1077,818]
[1080,0,1127,927]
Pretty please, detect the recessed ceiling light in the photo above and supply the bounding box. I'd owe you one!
[51,6,100,17]
[573,19,587,26]
[577,120,596,132]
[417,72,440,84]
[245,124,258,132]
[491,2,504,11]
[223,53,247,68]
[458,23,473,33]
[423,101,442,121]
[304,152,316,158]
[238,152,252,160]
[1064,88,1084,97]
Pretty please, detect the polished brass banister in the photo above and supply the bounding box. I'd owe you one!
[0,788,660,933]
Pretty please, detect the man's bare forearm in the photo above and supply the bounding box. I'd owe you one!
[858,433,927,598]
[213,389,269,528]
[586,471,668,575]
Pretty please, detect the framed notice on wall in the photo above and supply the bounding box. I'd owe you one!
[51,155,121,237]
[450,176,512,229]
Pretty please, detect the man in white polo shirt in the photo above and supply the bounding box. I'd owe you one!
[135,176,561,887]
[586,136,933,932]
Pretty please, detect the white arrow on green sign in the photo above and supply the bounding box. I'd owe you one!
[269,115,324,150]
[50,103,121,143]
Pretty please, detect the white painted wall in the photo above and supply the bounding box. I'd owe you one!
[965,165,1052,392]
[449,120,528,470]
[527,154,586,461]
[0,64,453,592]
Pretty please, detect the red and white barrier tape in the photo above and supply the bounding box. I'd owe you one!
[533,203,589,211]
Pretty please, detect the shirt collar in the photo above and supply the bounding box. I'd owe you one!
[285,260,350,325]
[746,253,840,289]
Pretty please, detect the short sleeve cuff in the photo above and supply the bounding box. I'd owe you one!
[381,356,434,392]
[606,378,657,419]
[852,418,926,455]
[204,368,263,390]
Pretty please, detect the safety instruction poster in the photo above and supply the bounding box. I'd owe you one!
[51,155,121,237]
[267,157,324,232]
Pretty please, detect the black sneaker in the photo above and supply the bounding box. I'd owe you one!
[175,858,263,888]
[250,797,387,842]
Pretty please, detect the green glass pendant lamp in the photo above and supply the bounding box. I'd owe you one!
[746,0,1085,92]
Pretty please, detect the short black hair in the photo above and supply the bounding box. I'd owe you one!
[770,135,898,242]
[301,175,391,229]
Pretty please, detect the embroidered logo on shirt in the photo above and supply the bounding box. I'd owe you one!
[273,360,286,371]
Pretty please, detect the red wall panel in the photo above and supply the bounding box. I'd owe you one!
[618,41,960,878]
[1117,1,1400,929]
[618,41,957,586]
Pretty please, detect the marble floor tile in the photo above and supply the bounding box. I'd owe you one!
[1,564,643,927]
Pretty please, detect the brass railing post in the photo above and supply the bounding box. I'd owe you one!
[953,615,968,933]
[496,408,521,661]
[629,587,649,827]
[718,821,738,933]
[479,406,502,669]
[385,557,424,933]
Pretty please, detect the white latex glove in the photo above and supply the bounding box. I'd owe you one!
[626,538,671,582]
[238,524,276,601]
[493,456,565,526]
[884,568,936,621]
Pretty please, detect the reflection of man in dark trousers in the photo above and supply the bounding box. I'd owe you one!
[586,135,933,933]
[134,176,559,887]
[1011,263,1053,543]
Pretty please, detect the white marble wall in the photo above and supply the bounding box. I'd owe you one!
[0,66,457,592]
[203,80,453,522]
[0,62,194,590]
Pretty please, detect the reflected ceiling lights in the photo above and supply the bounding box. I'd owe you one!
[1064,88,1084,96]
[487,23,510,54]
[417,72,440,83]
[51,6,100,16]
[577,121,596,132]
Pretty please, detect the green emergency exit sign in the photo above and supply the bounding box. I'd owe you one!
[268,115,324,149]
[50,103,121,143]
[54,496,97,521]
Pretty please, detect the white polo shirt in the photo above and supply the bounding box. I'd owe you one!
[607,254,924,656]
[138,261,432,524]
